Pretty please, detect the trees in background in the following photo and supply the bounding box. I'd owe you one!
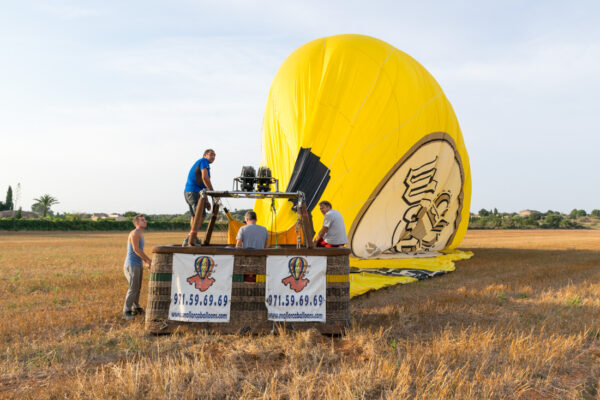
[469,208,600,229]
[0,186,14,211]
[31,194,59,217]
[5,186,13,210]
[543,214,562,228]
[569,209,588,219]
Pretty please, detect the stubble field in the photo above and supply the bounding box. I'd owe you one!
[0,229,599,399]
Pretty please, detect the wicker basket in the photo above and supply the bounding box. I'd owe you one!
[146,246,350,335]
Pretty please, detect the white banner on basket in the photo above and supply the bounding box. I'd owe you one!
[265,256,326,322]
[169,254,234,323]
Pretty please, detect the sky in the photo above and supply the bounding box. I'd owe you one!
[0,0,599,214]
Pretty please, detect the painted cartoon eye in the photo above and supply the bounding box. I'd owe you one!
[254,34,471,260]
[195,256,215,279]
[288,257,308,280]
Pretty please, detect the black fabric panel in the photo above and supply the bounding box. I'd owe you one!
[349,268,448,280]
[286,147,330,211]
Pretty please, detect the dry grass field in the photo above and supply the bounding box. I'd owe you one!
[1,229,599,399]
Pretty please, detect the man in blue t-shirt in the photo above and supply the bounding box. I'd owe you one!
[184,149,216,237]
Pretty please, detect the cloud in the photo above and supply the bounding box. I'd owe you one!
[439,40,600,93]
[102,36,285,92]
[3,0,600,213]
[35,2,108,19]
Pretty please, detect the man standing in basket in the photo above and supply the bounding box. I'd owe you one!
[313,200,348,248]
[184,149,216,246]
[236,211,269,249]
[122,214,152,320]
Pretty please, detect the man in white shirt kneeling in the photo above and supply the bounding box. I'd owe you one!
[313,200,348,248]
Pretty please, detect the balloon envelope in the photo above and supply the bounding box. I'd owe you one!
[255,34,471,262]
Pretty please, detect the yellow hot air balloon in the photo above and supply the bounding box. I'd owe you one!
[251,34,472,296]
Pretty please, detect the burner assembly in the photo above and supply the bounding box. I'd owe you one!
[234,166,278,193]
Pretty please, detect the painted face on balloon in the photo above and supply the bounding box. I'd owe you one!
[195,256,215,279]
[288,257,308,280]
[349,133,464,258]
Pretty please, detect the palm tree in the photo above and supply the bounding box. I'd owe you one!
[32,194,59,217]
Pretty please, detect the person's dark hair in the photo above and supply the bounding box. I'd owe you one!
[133,214,145,225]
[245,211,257,221]
[319,201,332,208]
[204,149,215,156]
